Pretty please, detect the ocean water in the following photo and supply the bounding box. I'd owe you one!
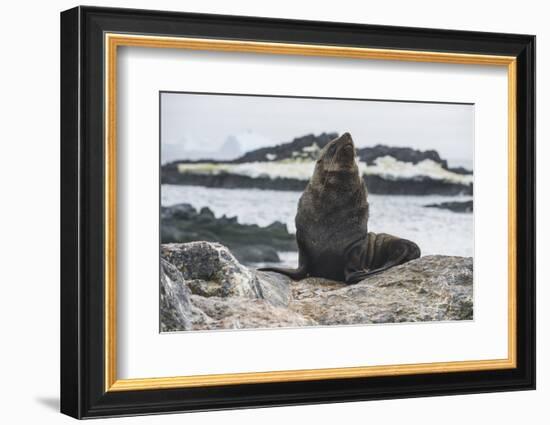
[162,185,473,266]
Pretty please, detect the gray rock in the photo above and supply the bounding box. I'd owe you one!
[159,258,193,332]
[289,255,473,325]
[255,270,292,307]
[161,242,292,307]
[189,295,315,330]
[161,241,262,299]
[159,242,473,332]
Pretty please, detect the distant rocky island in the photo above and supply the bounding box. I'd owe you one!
[162,133,473,196]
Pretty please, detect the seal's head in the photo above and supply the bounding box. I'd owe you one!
[313,132,359,187]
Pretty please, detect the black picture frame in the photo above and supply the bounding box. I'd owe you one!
[60,5,535,419]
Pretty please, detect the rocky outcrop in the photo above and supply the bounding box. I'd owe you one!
[425,200,473,213]
[160,242,310,331]
[357,144,446,167]
[160,242,473,332]
[161,242,263,299]
[224,133,460,170]
[161,203,297,264]
[234,132,338,163]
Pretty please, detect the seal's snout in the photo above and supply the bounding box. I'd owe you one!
[338,132,355,153]
[340,132,353,144]
[336,133,356,164]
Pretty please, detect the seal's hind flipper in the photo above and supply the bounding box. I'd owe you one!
[257,265,308,280]
[344,233,421,284]
[258,238,309,281]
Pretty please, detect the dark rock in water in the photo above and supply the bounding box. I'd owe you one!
[161,203,297,264]
[161,203,196,220]
[357,144,447,167]
[198,206,216,220]
[425,200,473,213]
[161,169,308,191]
[160,258,193,332]
[365,175,473,196]
[159,242,473,332]
[163,172,472,196]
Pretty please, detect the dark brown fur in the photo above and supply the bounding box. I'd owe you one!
[259,133,420,284]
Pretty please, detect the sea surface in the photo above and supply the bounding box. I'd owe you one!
[162,184,473,267]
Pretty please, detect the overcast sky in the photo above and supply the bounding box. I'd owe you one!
[161,92,473,166]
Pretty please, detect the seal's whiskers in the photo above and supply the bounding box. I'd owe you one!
[322,151,337,190]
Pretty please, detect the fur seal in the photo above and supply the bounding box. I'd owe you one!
[259,132,420,284]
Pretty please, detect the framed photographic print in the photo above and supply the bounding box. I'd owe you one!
[60,6,535,419]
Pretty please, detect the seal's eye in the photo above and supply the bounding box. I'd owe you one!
[329,145,337,154]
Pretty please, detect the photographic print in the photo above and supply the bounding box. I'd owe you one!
[61,9,535,417]
[159,92,474,332]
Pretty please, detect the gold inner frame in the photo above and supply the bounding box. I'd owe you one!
[104,33,518,392]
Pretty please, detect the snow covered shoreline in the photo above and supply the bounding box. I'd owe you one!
[175,155,472,186]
